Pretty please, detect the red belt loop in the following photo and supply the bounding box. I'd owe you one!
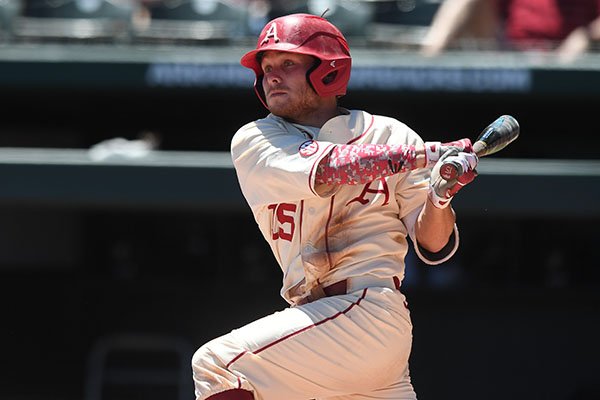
[393,276,401,290]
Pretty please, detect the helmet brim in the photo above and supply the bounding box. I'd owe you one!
[240,49,261,73]
[240,44,309,73]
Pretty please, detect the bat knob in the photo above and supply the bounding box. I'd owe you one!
[440,161,461,180]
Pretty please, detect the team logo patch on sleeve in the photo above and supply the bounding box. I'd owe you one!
[299,140,319,157]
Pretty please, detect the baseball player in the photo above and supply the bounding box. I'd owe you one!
[192,13,478,400]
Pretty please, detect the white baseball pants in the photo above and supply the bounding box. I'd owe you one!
[192,284,416,400]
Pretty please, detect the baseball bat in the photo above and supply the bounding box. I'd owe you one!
[440,115,520,180]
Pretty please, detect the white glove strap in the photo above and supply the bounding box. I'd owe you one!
[428,187,453,209]
[424,141,441,168]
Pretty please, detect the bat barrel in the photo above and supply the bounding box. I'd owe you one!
[476,115,520,157]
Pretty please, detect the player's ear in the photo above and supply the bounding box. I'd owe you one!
[322,71,338,84]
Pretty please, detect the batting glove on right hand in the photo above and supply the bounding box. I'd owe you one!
[424,138,473,168]
[429,149,478,209]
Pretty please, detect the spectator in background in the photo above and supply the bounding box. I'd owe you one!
[420,0,600,62]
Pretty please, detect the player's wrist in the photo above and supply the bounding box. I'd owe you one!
[428,187,452,209]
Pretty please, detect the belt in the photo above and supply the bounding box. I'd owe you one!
[300,275,401,305]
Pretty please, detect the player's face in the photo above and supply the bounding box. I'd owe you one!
[260,51,326,121]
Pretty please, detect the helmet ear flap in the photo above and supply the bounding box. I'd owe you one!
[322,71,338,85]
[308,59,351,98]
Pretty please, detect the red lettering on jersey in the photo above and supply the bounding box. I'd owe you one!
[268,203,297,241]
[346,178,390,206]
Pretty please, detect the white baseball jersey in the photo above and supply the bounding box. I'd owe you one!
[231,109,459,305]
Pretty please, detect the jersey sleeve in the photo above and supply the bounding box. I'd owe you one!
[402,205,460,266]
[393,122,460,265]
[231,118,336,209]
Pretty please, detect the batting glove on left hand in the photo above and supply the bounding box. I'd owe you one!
[429,149,478,209]
[424,138,473,168]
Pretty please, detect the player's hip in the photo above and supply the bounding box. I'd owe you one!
[227,289,413,396]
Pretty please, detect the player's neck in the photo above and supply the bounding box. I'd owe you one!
[287,104,344,128]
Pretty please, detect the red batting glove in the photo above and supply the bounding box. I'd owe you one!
[429,149,478,209]
[424,138,473,168]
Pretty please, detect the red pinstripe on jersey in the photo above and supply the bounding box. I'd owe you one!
[324,196,336,269]
[298,200,304,243]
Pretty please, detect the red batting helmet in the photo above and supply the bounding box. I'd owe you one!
[240,13,352,108]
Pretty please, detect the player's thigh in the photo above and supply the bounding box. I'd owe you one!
[229,288,413,398]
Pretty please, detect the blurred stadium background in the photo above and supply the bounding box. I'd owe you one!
[0,0,598,399]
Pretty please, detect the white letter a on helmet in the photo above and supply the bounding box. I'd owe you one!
[261,23,280,45]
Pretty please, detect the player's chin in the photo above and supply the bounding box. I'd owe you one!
[266,94,286,107]
[266,100,293,117]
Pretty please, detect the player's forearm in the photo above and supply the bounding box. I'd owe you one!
[415,198,456,253]
[315,143,426,186]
